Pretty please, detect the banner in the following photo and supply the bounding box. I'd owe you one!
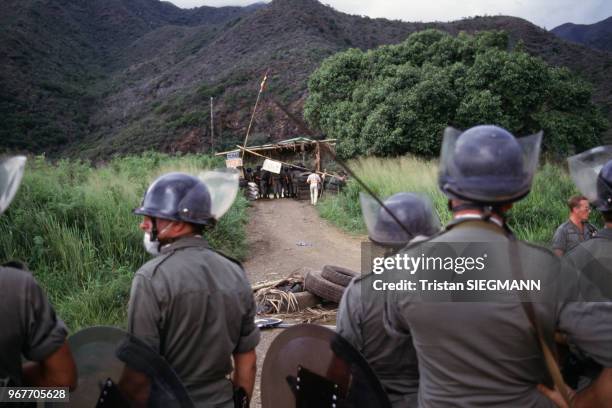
[225,158,243,168]
[262,159,282,174]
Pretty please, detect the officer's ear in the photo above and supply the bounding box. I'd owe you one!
[172,221,199,236]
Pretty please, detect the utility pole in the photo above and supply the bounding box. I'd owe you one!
[210,96,214,153]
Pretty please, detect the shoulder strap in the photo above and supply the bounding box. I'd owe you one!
[207,247,244,269]
[509,239,573,407]
[447,216,573,405]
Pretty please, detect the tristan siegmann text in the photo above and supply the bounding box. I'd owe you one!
[369,251,541,293]
[357,241,558,302]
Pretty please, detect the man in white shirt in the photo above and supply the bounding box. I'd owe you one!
[306,171,321,205]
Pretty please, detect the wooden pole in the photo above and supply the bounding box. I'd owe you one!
[242,69,269,159]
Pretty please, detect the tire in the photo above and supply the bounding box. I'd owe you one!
[304,270,345,303]
[321,265,359,287]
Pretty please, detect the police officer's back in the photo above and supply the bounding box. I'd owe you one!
[384,126,612,407]
[0,157,77,389]
[129,171,260,407]
[337,192,439,407]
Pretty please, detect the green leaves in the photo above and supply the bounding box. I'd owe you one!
[305,29,607,158]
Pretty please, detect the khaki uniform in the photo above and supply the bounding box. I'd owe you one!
[566,227,612,299]
[0,265,68,386]
[551,220,597,254]
[128,236,260,407]
[384,219,612,408]
[337,274,419,407]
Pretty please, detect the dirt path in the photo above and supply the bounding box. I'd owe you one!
[242,198,364,407]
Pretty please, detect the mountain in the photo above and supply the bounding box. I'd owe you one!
[552,17,612,53]
[1,0,611,157]
[0,0,262,152]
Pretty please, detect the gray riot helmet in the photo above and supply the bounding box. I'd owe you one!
[134,168,239,226]
[568,145,612,213]
[439,126,542,205]
[0,156,26,215]
[360,192,440,247]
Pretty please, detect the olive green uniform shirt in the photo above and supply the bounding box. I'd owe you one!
[0,266,68,386]
[337,274,419,408]
[566,227,612,299]
[128,236,260,407]
[385,220,612,408]
[551,220,597,254]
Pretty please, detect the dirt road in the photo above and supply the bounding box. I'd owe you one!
[242,198,364,407]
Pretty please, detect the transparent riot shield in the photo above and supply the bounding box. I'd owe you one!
[261,324,392,408]
[47,326,194,408]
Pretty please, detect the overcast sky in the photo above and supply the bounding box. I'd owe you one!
[167,0,611,29]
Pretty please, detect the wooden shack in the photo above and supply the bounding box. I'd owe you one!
[215,137,345,200]
[215,137,338,173]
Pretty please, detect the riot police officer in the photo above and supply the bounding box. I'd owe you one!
[383,126,612,407]
[0,156,77,389]
[337,192,439,407]
[130,170,260,407]
[541,146,612,403]
[566,146,612,299]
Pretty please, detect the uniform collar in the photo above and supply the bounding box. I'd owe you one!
[453,213,504,228]
[160,235,210,254]
[444,214,510,237]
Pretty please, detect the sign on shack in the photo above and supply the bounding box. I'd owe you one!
[225,151,243,168]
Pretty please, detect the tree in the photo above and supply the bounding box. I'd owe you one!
[304,29,608,158]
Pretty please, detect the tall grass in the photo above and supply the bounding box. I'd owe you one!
[0,153,249,331]
[318,156,599,244]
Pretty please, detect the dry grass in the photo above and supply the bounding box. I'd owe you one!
[254,274,304,314]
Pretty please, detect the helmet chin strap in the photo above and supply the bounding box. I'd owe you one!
[151,217,159,241]
[150,217,177,249]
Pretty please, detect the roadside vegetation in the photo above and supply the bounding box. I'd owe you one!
[0,153,249,331]
[318,156,598,244]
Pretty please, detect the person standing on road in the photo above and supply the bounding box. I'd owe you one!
[384,125,612,407]
[127,170,260,407]
[0,156,77,390]
[337,192,439,407]
[551,195,597,256]
[307,171,321,205]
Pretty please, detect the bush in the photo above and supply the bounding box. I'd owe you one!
[305,29,608,158]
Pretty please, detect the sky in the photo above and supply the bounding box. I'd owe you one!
[167,0,612,30]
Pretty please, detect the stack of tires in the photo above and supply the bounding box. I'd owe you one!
[294,172,311,201]
[304,265,359,303]
[245,182,259,201]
